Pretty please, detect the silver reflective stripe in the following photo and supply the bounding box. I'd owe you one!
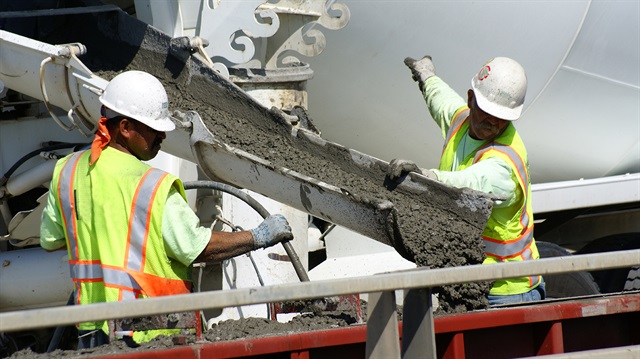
[475,143,532,239]
[121,291,137,301]
[70,262,143,298]
[58,151,86,261]
[70,262,103,280]
[475,144,528,190]
[443,110,469,150]
[103,267,142,291]
[521,247,534,262]
[483,228,534,258]
[126,169,167,272]
[530,275,540,287]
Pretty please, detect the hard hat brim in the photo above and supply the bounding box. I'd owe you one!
[471,82,522,121]
[146,117,176,132]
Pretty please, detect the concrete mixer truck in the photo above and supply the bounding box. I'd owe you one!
[0,0,638,357]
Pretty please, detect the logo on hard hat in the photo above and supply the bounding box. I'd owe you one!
[477,65,491,81]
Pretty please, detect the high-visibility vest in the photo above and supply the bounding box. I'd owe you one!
[439,109,541,295]
[52,149,192,331]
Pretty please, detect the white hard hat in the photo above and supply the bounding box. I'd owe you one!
[471,57,527,121]
[99,70,175,132]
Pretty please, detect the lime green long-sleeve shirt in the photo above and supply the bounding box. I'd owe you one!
[421,76,519,208]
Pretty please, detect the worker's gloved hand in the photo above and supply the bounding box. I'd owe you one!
[388,158,438,181]
[404,56,436,90]
[388,158,420,179]
[250,214,293,249]
[420,168,438,181]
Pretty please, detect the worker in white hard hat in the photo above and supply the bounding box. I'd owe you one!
[388,56,545,306]
[40,70,293,348]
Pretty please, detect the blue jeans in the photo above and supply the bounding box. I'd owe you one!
[488,278,546,306]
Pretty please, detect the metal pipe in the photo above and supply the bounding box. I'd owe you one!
[1,248,639,333]
[40,57,75,132]
[0,248,73,313]
[4,160,56,198]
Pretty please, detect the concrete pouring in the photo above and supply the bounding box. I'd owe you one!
[6,6,496,357]
[92,44,494,313]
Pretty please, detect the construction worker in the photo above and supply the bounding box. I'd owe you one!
[40,70,293,348]
[388,56,545,305]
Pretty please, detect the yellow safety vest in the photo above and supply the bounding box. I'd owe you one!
[52,149,192,334]
[439,109,541,295]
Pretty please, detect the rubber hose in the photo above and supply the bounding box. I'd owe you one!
[183,181,309,282]
[46,292,74,352]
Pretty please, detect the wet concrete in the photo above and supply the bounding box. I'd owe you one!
[8,311,365,358]
[92,47,494,313]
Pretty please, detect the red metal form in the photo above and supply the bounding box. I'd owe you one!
[88,293,640,359]
[435,293,640,359]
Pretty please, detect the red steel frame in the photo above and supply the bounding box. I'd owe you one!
[90,293,640,359]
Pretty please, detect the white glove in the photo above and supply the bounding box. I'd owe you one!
[420,168,438,181]
[250,214,293,249]
[404,56,436,89]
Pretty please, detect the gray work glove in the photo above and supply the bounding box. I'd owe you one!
[388,158,438,181]
[404,56,436,90]
[250,214,293,249]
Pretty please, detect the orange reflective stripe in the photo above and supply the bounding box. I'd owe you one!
[125,169,168,273]
[474,144,531,229]
[75,286,82,305]
[120,168,190,297]
[484,226,534,259]
[475,144,528,189]
[442,109,470,155]
[57,151,87,261]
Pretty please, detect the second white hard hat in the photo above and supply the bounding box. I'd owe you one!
[99,70,175,132]
[471,57,527,121]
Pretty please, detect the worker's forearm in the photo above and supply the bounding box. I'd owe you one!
[432,158,518,208]
[195,231,256,263]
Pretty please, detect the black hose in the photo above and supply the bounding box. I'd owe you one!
[46,292,74,352]
[183,181,309,282]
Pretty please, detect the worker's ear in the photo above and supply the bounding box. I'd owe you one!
[118,118,136,139]
[467,89,475,108]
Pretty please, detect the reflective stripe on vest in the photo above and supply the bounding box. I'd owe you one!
[69,260,102,281]
[474,143,540,288]
[473,144,533,260]
[57,151,86,262]
[125,169,168,273]
[442,108,470,155]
